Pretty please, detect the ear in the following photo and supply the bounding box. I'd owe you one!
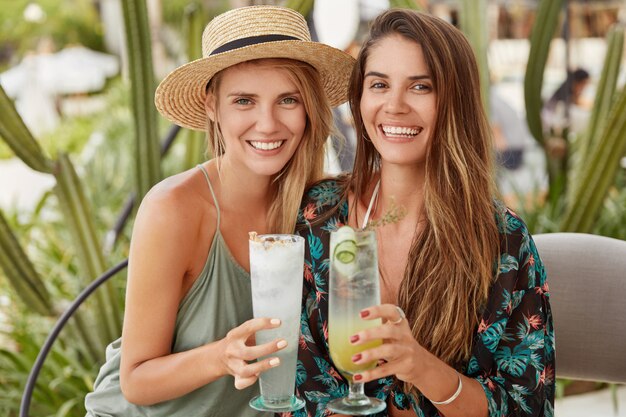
[205,93,217,122]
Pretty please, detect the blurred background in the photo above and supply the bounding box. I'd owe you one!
[1,1,625,416]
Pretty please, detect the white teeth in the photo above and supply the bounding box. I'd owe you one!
[381,126,421,137]
[249,141,284,150]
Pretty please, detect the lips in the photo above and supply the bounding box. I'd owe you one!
[247,140,285,151]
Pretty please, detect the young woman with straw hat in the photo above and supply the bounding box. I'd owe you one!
[84,6,354,416]
[293,9,554,417]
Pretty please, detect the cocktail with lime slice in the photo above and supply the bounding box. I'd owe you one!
[327,226,386,415]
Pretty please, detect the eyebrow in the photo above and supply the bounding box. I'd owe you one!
[226,90,302,98]
[227,92,258,98]
[364,71,431,81]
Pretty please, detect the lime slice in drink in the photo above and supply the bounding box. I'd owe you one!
[333,226,357,276]
[335,239,357,263]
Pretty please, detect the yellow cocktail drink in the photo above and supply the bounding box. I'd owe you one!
[327,226,386,415]
[329,319,382,380]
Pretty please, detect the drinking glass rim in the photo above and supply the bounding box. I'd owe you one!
[330,228,376,240]
[250,234,304,244]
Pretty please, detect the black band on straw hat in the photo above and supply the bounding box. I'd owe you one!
[211,34,300,55]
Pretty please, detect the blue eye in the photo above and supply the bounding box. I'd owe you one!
[234,98,252,105]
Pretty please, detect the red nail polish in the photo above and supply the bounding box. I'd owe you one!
[360,310,370,318]
[350,335,359,343]
[353,374,362,381]
[352,353,362,362]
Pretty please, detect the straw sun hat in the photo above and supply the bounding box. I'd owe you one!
[155,5,355,131]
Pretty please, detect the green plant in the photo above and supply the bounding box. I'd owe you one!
[388,0,423,10]
[524,0,563,149]
[593,170,626,240]
[458,0,490,111]
[122,0,161,201]
[284,0,315,17]
[523,3,626,234]
[0,299,100,417]
[181,2,208,171]
[0,1,158,414]
[0,0,104,70]
[0,81,134,415]
[516,6,626,406]
[560,24,626,232]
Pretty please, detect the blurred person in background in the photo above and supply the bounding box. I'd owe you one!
[542,68,591,135]
[490,88,532,171]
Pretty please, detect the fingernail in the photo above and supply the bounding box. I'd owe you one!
[270,318,280,325]
[353,374,363,381]
[352,353,362,362]
[276,340,287,349]
[350,335,360,343]
[269,358,280,367]
[360,310,370,318]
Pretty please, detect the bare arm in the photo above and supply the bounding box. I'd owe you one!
[119,186,284,405]
[350,304,488,417]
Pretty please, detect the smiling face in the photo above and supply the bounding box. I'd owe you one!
[206,61,307,177]
[359,34,436,168]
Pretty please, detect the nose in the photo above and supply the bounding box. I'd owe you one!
[256,105,280,134]
[384,89,409,114]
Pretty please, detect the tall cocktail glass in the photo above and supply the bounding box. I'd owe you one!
[327,226,386,415]
[248,234,305,412]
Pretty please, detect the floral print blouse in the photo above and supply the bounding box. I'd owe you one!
[288,179,555,417]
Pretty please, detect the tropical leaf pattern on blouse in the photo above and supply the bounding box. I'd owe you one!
[287,179,555,417]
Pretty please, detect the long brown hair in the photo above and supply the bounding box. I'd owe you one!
[349,10,500,394]
[206,58,333,233]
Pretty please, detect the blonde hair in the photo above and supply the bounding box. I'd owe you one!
[348,10,501,397]
[206,58,333,233]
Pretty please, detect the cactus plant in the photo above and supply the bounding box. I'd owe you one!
[0,87,53,174]
[568,23,624,204]
[121,0,162,201]
[54,153,122,343]
[580,24,624,158]
[389,0,422,10]
[0,0,196,414]
[560,85,626,232]
[284,0,315,17]
[522,3,626,234]
[1,82,122,346]
[458,0,490,112]
[182,2,208,170]
[525,0,565,147]
[0,108,122,359]
[0,211,54,316]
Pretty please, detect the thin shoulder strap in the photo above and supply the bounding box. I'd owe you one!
[197,164,220,228]
[362,179,380,229]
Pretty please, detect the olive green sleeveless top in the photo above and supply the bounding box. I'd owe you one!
[85,165,270,417]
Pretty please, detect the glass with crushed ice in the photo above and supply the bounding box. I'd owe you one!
[248,233,305,412]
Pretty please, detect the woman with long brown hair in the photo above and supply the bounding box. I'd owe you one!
[294,9,554,417]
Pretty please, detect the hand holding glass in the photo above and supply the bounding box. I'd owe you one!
[327,226,386,415]
[248,234,305,412]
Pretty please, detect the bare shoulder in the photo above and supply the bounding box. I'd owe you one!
[134,168,217,244]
